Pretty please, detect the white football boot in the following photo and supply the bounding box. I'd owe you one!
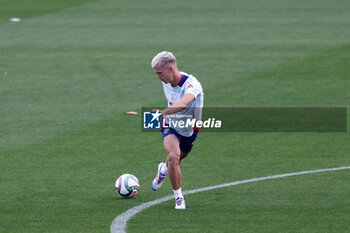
[152,162,166,191]
[175,197,186,210]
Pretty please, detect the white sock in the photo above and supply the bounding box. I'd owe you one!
[160,163,168,176]
[173,188,183,200]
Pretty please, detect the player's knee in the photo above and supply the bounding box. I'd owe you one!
[167,152,180,166]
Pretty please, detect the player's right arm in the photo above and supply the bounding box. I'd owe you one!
[160,93,195,115]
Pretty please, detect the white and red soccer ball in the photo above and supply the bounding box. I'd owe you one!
[115,174,140,198]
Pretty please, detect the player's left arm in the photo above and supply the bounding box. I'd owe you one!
[160,93,195,115]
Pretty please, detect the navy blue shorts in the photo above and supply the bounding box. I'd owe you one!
[161,128,199,153]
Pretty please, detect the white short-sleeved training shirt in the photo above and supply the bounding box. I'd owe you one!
[162,71,204,137]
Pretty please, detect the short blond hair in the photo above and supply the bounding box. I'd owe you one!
[151,51,176,68]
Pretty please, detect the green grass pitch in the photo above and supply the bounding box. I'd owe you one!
[1,0,350,232]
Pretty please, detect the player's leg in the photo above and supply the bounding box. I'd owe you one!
[152,128,181,191]
[163,133,186,209]
[163,134,182,190]
[152,128,198,209]
[169,129,198,209]
[152,141,188,190]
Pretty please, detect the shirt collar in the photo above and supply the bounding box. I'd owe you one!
[178,74,189,87]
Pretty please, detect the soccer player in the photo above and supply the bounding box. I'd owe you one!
[151,51,204,209]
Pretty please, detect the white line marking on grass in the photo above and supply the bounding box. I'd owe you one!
[111,166,350,233]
